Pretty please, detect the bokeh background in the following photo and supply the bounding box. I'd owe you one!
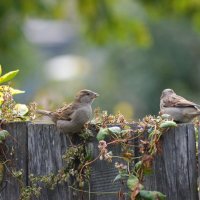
[1,0,200,121]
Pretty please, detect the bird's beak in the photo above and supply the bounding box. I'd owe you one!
[93,93,99,98]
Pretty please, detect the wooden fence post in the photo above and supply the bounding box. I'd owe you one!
[28,123,70,200]
[144,124,198,200]
[1,122,28,200]
[0,123,198,200]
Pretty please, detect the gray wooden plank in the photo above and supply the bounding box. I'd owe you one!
[28,123,69,200]
[1,122,28,200]
[89,125,130,200]
[0,122,197,200]
[89,123,140,200]
[186,125,198,200]
[144,123,198,200]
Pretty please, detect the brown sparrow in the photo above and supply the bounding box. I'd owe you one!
[37,89,99,144]
[160,88,200,123]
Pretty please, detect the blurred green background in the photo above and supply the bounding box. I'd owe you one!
[1,0,200,121]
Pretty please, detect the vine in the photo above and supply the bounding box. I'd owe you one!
[86,109,176,200]
[0,66,178,200]
[0,66,37,199]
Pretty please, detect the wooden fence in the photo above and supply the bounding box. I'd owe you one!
[0,122,199,200]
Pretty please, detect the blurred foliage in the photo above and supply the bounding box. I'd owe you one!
[2,0,200,49]
[140,0,200,21]
[96,20,200,117]
[0,0,66,50]
[1,0,200,118]
[77,0,152,46]
[75,0,200,44]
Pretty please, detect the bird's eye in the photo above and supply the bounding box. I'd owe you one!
[86,93,90,95]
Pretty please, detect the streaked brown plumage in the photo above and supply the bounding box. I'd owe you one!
[160,89,200,123]
[37,89,99,144]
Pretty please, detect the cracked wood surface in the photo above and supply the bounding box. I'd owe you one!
[144,124,198,200]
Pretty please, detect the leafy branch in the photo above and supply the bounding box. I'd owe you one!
[0,65,36,122]
[94,110,176,200]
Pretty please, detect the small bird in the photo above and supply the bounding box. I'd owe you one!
[160,88,200,123]
[37,89,99,144]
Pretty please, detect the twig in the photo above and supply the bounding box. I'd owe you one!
[79,153,101,178]
[69,185,127,195]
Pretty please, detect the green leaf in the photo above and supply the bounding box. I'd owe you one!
[108,126,121,134]
[10,88,25,95]
[96,128,109,141]
[134,161,142,171]
[148,130,155,138]
[113,174,122,183]
[0,130,10,143]
[161,114,171,119]
[127,175,139,191]
[159,121,177,128]
[14,104,29,116]
[121,129,131,137]
[139,190,166,200]
[123,125,131,130]
[0,65,2,76]
[0,92,3,105]
[0,70,19,84]
[0,86,25,95]
[113,173,128,183]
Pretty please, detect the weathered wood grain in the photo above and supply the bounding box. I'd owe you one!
[89,124,139,200]
[0,122,198,200]
[28,123,69,200]
[90,141,128,200]
[1,122,28,200]
[144,124,198,200]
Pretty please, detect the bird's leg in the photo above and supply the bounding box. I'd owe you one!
[66,134,74,147]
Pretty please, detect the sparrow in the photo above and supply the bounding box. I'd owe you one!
[160,88,200,123]
[37,89,99,144]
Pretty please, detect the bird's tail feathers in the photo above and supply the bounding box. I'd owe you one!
[195,105,200,110]
[36,109,51,116]
[189,111,200,117]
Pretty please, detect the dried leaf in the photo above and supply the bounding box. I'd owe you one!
[142,155,154,175]
[0,162,4,185]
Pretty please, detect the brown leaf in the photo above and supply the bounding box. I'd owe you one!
[142,154,154,169]
[130,183,142,200]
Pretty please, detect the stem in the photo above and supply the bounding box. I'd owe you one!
[79,153,101,177]
[111,155,142,160]
[127,162,130,174]
[107,139,127,145]
[68,185,128,195]
[111,155,126,159]
[107,133,142,146]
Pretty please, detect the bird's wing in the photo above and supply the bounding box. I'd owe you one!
[164,94,197,107]
[52,103,80,121]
